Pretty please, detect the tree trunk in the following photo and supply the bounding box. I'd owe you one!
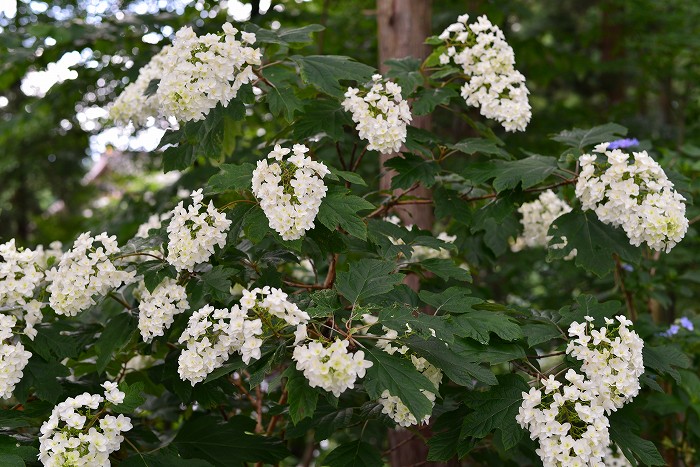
[378,2,456,466]
[377,0,434,231]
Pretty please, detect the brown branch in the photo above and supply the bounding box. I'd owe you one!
[229,374,256,405]
[265,390,288,436]
[255,386,264,433]
[336,142,347,170]
[351,147,368,172]
[323,254,338,288]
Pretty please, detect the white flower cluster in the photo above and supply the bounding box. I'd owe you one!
[46,232,136,317]
[379,354,442,427]
[136,278,189,342]
[156,23,261,122]
[384,216,456,262]
[511,190,576,259]
[178,304,263,385]
[567,315,644,412]
[251,144,329,240]
[342,75,412,154]
[517,316,644,466]
[603,445,632,467]
[38,385,132,467]
[576,144,688,252]
[0,315,32,399]
[109,45,172,127]
[373,327,442,427]
[438,14,531,132]
[517,370,611,466]
[292,339,373,397]
[240,286,310,326]
[166,189,231,272]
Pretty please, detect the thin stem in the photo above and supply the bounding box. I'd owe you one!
[113,251,164,262]
[351,147,368,172]
[220,198,256,210]
[265,389,288,435]
[614,254,637,321]
[526,351,566,359]
[336,142,347,170]
[108,293,132,310]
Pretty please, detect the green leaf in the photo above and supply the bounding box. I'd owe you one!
[22,358,69,403]
[323,440,382,467]
[0,454,24,467]
[451,310,523,344]
[363,346,436,420]
[336,259,405,305]
[0,435,39,463]
[463,155,561,193]
[200,266,233,300]
[293,99,352,140]
[548,210,641,277]
[418,287,481,314]
[122,452,213,467]
[206,163,255,194]
[643,345,691,383]
[384,57,423,96]
[243,205,271,243]
[557,294,621,327]
[416,258,471,282]
[94,313,137,374]
[551,123,628,151]
[246,23,325,47]
[307,289,342,318]
[30,325,79,362]
[291,55,375,98]
[112,381,145,414]
[285,366,319,425]
[247,344,286,389]
[461,374,529,450]
[328,167,367,186]
[144,78,159,97]
[141,263,178,294]
[522,323,563,347]
[384,153,440,190]
[174,415,290,466]
[403,336,497,386]
[449,138,510,159]
[379,304,453,342]
[609,412,665,466]
[412,87,458,115]
[317,186,375,240]
[453,339,527,365]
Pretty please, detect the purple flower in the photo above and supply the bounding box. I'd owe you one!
[660,324,680,337]
[679,316,694,331]
[607,138,640,150]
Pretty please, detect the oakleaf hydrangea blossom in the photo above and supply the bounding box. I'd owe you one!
[438,14,531,132]
[0,239,48,308]
[604,445,632,466]
[46,232,136,317]
[240,286,310,327]
[166,189,232,272]
[575,144,688,252]
[0,315,32,399]
[38,386,132,467]
[511,190,576,259]
[252,144,329,240]
[136,278,189,342]
[178,304,263,385]
[292,338,373,397]
[567,315,644,412]
[155,23,261,122]
[379,355,442,428]
[109,45,172,127]
[516,370,611,466]
[342,75,412,154]
[101,381,126,405]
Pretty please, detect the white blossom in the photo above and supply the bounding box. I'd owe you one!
[178,304,263,385]
[438,14,531,132]
[101,381,126,405]
[567,315,644,412]
[511,189,576,259]
[240,286,310,327]
[155,23,261,122]
[166,189,231,272]
[251,144,329,240]
[109,45,173,126]
[136,277,189,342]
[0,315,31,399]
[292,339,372,397]
[46,232,136,317]
[517,370,611,467]
[39,390,132,467]
[342,74,412,154]
[575,144,688,252]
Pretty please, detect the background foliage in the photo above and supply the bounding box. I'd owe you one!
[1,0,699,466]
